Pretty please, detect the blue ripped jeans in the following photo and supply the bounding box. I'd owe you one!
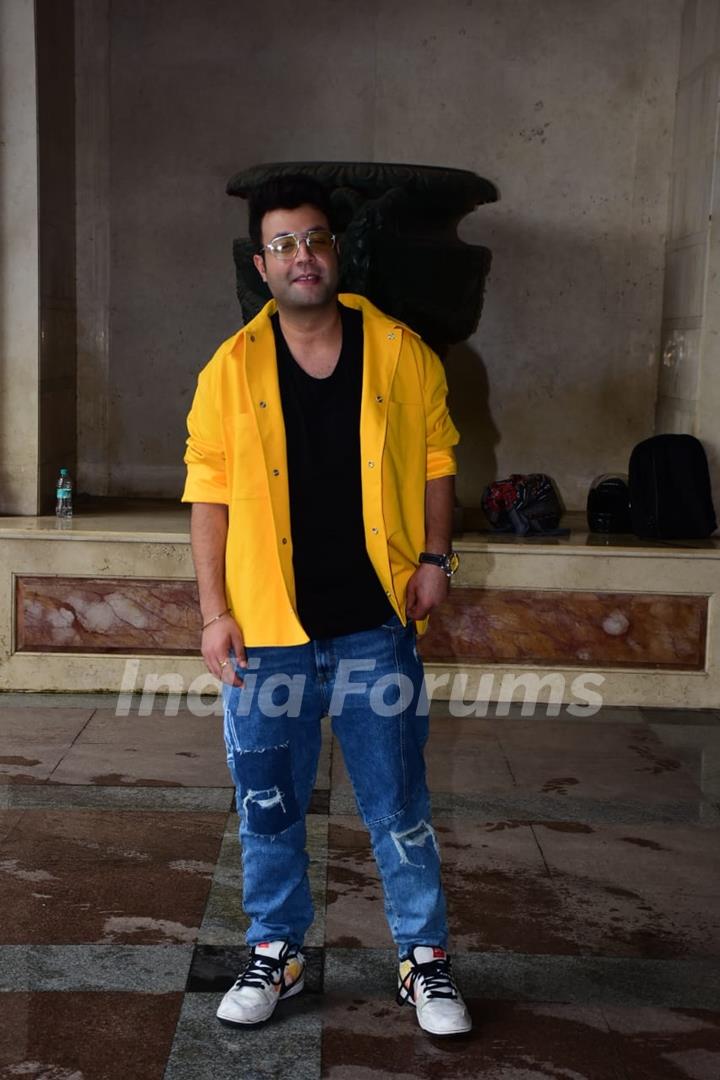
[221,614,448,955]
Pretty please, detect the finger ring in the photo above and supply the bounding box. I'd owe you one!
[220,659,229,668]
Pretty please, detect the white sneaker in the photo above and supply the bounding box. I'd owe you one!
[397,946,472,1036]
[216,940,305,1026]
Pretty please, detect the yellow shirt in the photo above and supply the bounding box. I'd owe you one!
[182,293,459,645]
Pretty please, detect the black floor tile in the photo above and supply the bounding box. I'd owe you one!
[186,944,325,994]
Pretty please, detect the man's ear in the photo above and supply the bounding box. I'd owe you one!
[252,253,267,282]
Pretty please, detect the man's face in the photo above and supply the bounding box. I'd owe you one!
[252,204,339,312]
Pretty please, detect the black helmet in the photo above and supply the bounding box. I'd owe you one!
[587,474,631,533]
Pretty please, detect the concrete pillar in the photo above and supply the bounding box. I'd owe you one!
[0,0,76,516]
[0,0,40,514]
[657,0,720,507]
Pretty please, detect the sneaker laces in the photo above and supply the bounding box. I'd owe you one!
[396,954,459,1006]
[233,949,284,992]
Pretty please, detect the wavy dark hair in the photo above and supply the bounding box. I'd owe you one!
[248,175,333,254]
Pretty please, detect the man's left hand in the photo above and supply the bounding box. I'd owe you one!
[405,563,450,620]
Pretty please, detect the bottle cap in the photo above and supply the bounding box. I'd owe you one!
[60,468,68,476]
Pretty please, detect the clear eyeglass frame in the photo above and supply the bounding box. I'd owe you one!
[262,229,336,260]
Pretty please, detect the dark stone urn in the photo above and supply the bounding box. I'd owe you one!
[226,162,497,355]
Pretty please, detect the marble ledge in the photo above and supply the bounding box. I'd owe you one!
[0,507,718,558]
[0,510,191,544]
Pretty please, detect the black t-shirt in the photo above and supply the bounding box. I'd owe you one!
[272,305,393,639]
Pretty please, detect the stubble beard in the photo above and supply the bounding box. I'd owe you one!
[276,269,338,312]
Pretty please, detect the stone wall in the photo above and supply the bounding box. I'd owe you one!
[74,0,683,510]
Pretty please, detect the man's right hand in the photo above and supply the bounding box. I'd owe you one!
[201,614,247,686]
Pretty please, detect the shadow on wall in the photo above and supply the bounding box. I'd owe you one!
[453,208,667,510]
[445,340,499,519]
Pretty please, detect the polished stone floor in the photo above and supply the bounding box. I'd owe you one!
[1,693,719,1079]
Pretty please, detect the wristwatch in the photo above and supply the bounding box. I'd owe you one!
[419,551,460,577]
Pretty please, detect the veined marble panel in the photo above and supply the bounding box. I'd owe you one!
[420,589,707,670]
[16,577,201,654]
[13,578,711,671]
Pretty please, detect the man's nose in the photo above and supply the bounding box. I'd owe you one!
[294,237,316,259]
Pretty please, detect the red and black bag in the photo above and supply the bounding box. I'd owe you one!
[481,473,567,536]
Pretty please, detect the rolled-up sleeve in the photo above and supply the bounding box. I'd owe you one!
[421,346,460,481]
[181,364,229,504]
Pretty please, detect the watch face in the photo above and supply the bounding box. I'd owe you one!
[447,552,460,574]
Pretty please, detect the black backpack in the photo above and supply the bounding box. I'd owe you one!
[628,434,717,539]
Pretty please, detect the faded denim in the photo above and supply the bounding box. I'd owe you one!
[222,615,448,954]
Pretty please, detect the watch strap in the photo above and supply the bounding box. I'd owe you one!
[419,552,446,568]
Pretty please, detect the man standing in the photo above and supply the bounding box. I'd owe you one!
[182,175,470,1036]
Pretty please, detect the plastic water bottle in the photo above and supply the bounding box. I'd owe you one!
[55,468,73,518]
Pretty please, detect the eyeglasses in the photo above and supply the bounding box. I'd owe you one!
[262,228,336,260]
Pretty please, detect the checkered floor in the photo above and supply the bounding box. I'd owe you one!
[1,694,720,1078]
